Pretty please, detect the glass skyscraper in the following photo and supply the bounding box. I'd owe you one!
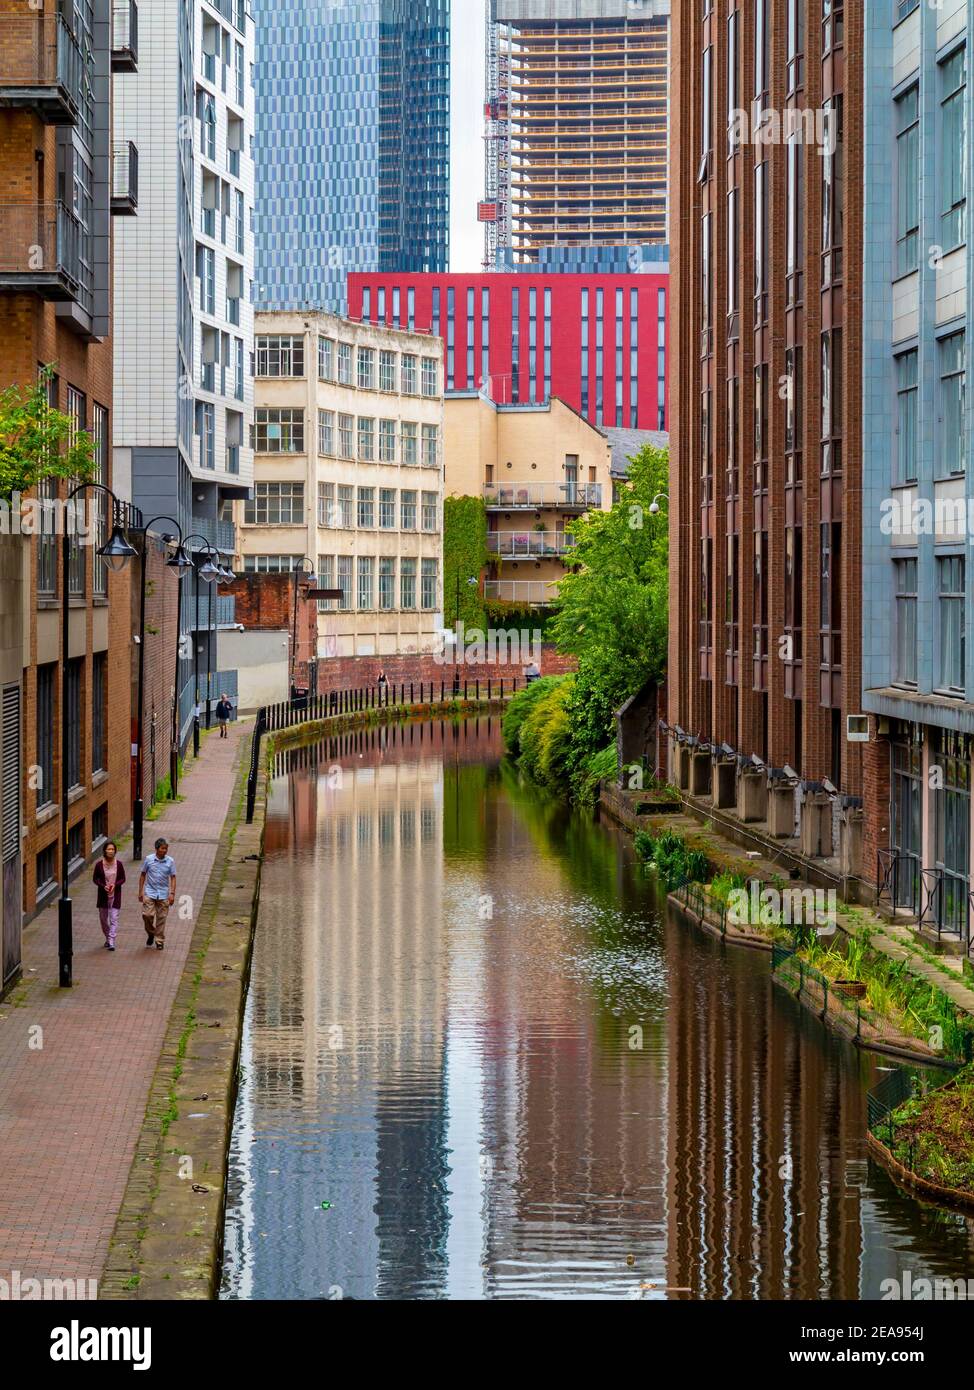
[253,0,451,311]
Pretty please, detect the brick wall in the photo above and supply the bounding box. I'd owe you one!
[312,644,576,695]
[862,720,892,897]
[133,537,182,804]
[227,572,318,690]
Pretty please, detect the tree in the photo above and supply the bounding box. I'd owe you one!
[0,366,95,501]
[548,442,669,767]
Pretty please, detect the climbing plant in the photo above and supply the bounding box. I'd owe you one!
[443,495,489,630]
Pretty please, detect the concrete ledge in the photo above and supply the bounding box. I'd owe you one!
[99,739,267,1301]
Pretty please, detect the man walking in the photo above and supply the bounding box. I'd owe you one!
[216,692,233,739]
[138,837,177,951]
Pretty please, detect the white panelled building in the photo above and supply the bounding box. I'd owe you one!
[239,312,445,659]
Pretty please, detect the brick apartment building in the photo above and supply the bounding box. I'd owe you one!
[667,1,868,894]
[0,0,139,921]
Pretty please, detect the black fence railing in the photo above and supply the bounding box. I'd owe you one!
[246,677,524,823]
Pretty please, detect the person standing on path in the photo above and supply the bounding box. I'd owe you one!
[92,841,125,951]
[138,838,177,950]
[216,692,233,738]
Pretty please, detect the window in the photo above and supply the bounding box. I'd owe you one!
[337,485,353,528]
[940,332,966,476]
[401,490,417,530]
[319,337,335,381]
[338,413,354,459]
[357,347,376,390]
[894,558,918,685]
[358,417,375,461]
[422,491,438,532]
[318,482,334,527]
[254,408,304,453]
[421,558,438,611]
[256,336,304,378]
[822,94,844,282]
[895,351,919,486]
[318,409,334,455]
[66,386,86,596]
[422,424,439,469]
[400,557,417,609]
[91,803,107,850]
[92,652,107,774]
[379,488,396,529]
[754,161,768,321]
[242,555,302,573]
[337,342,353,386]
[821,328,843,476]
[938,555,965,692]
[317,556,335,612]
[401,421,418,466]
[379,557,395,610]
[896,87,920,276]
[36,663,55,808]
[357,487,375,528]
[379,349,396,392]
[197,244,215,314]
[91,403,108,598]
[65,658,82,791]
[357,556,374,610]
[37,476,57,596]
[245,482,304,525]
[36,844,56,898]
[401,355,418,394]
[941,48,967,251]
[379,419,397,462]
[337,555,352,610]
[421,357,438,397]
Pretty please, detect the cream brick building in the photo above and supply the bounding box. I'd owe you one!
[444,394,613,606]
[238,312,445,657]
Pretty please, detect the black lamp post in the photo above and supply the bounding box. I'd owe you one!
[60,483,138,988]
[290,557,316,699]
[182,535,221,757]
[133,518,193,861]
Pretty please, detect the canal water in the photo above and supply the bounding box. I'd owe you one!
[221,716,974,1301]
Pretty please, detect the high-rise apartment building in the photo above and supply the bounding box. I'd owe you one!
[347,271,669,432]
[481,0,671,269]
[862,0,974,945]
[0,0,139,921]
[252,0,451,312]
[113,0,255,747]
[667,2,866,890]
[239,312,445,660]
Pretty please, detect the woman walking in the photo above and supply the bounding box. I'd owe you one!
[93,841,126,951]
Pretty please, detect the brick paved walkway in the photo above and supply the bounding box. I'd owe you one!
[0,721,248,1288]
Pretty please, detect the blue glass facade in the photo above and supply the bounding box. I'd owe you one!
[253,0,451,312]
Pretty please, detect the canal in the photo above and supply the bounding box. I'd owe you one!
[221,716,974,1301]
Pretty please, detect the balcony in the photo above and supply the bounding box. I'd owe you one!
[489,530,577,558]
[0,15,82,124]
[484,482,602,511]
[111,142,139,215]
[112,0,139,72]
[190,595,237,630]
[0,203,87,303]
[189,517,236,555]
[485,580,560,606]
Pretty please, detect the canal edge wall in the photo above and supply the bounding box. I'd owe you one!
[99,734,267,1301]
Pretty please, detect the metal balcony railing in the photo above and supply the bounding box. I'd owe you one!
[485,580,560,605]
[189,517,236,555]
[484,482,602,510]
[0,15,83,124]
[190,596,237,630]
[0,202,87,305]
[111,142,139,215]
[111,0,139,72]
[489,530,577,558]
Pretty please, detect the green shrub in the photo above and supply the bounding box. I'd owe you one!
[635,829,710,891]
[502,676,568,755]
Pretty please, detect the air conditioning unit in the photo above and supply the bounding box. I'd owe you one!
[846,714,869,743]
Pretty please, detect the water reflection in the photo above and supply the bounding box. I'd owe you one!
[221,717,974,1301]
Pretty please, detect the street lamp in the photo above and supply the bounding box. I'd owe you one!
[183,536,220,756]
[648,493,669,516]
[290,557,316,699]
[453,573,479,695]
[133,517,192,861]
[59,483,137,988]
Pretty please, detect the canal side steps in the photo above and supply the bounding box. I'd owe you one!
[100,729,268,1301]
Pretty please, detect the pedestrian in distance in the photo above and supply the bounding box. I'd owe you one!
[216,691,233,738]
[138,837,177,951]
[93,841,125,952]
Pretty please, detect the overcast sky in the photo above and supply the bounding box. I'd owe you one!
[451,0,488,272]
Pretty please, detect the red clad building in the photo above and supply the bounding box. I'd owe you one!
[347,272,669,433]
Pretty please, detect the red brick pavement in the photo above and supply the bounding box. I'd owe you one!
[0,721,248,1289]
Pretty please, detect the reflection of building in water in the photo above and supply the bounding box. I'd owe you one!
[239,723,457,1297]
